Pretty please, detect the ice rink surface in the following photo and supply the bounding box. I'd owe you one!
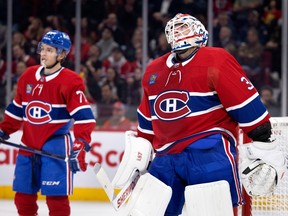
[0,199,188,216]
[0,199,122,216]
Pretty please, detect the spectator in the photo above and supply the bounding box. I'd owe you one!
[237,27,263,88]
[96,83,118,125]
[124,27,143,61]
[96,26,119,61]
[262,0,281,26]
[12,61,27,85]
[259,85,280,117]
[24,17,44,42]
[102,47,131,78]
[233,0,263,29]
[0,22,6,51]
[101,67,127,103]
[100,101,133,131]
[151,32,170,58]
[84,45,104,102]
[213,0,234,17]
[237,10,268,45]
[0,49,7,109]
[23,17,44,57]
[214,26,237,57]
[116,0,139,43]
[98,13,126,46]
[126,67,142,106]
[12,44,37,67]
[213,12,235,46]
[67,36,91,64]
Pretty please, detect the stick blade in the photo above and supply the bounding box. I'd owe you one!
[93,163,116,203]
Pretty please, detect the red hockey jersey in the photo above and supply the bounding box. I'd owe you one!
[0,65,96,150]
[137,47,270,154]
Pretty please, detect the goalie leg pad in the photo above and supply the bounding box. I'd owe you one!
[112,131,153,187]
[185,180,233,216]
[124,173,172,216]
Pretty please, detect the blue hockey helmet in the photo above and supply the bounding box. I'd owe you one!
[37,30,71,56]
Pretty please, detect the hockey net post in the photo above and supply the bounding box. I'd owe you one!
[238,117,288,216]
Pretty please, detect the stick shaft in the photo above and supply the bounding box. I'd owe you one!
[93,163,116,201]
[0,139,67,161]
[93,163,140,211]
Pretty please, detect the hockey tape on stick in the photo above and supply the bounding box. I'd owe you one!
[0,139,68,161]
[93,163,140,211]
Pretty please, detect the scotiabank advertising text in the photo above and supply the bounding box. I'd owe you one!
[0,131,125,187]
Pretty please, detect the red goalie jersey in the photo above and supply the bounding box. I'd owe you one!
[0,65,96,150]
[137,47,270,154]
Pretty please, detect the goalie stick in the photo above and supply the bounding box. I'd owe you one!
[93,163,140,210]
[0,139,68,161]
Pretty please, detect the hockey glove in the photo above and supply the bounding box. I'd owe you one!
[69,140,91,173]
[239,141,287,196]
[0,129,10,140]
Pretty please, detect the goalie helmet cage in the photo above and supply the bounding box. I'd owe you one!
[238,117,288,216]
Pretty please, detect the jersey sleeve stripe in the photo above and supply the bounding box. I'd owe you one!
[74,119,96,124]
[227,96,267,124]
[6,103,23,119]
[13,100,22,108]
[70,105,93,116]
[238,111,269,127]
[226,92,258,111]
[137,125,154,135]
[5,110,23,121]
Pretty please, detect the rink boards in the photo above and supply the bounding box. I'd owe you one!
[0,130,125,201]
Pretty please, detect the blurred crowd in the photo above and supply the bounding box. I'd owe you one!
[0,0,283,128]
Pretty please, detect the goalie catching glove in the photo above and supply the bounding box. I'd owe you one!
[69,139,91,173]
[239,141,287,196]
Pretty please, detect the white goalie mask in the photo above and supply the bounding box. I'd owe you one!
[165,13,208,52]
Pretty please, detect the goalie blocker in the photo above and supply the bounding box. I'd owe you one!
[239,141,287,196]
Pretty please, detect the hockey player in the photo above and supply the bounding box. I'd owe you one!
[0,30,96,216]
[112,14,286,215]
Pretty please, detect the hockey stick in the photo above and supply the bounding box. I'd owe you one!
[93,163,140,210]
[0,139,68,161]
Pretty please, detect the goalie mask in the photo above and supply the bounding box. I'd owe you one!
[165,13,208,53]
[37,30,71,57]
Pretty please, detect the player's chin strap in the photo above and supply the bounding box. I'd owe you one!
[238,141,287,196]
[45,60,60,69]
[174,47,199,62]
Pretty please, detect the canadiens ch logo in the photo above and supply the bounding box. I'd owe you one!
[25,101,52,124]
[154,90,191,121]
